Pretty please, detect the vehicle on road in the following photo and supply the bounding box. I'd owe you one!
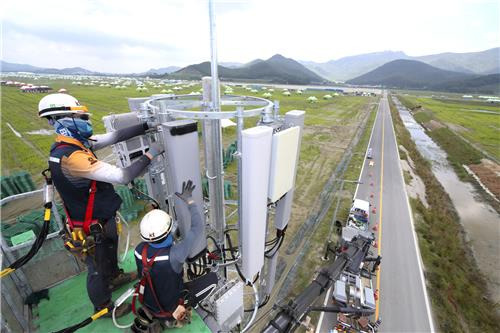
[366,148,373,159]
[348,199,370,231]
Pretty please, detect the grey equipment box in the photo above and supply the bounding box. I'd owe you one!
[102,112,149,168]
[161,120,206,258]
[333,279,347,304]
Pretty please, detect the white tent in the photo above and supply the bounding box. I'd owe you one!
[307,96,318,103]
[282,91,291,96]
[262,92,272,98]
[296,90,303,95]
[323,94,332,100]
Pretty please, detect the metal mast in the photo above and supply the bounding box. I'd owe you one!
[204,0,226,251]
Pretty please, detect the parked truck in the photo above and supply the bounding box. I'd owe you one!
[348,199,370,231]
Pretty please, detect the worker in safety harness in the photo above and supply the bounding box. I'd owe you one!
[38,93,164,317]
[131,180,208,332]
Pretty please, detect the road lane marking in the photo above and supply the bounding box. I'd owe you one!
[375,99,385,320]
[388,97,436,332]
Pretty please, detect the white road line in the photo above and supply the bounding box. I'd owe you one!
[387,96,436,332]
[354,100,380,199]
[316,97,382,333]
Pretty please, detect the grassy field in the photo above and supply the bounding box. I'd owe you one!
[396,95,500,163]
[389,96,499,332]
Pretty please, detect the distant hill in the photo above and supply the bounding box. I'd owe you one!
[415,48,500,75]
[243,59,264,67]
[1,61,96,75]
[436,73,500,94]
[171,54,328,85]
[141,66,180,75]
[346,59,499,94]
[220,62,244,68]
[300,51,410,81]
[301,48,500,81]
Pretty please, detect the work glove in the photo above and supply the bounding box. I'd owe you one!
[147,143,164,158]
[175,180,196,205]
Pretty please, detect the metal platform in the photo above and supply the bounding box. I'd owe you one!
[34,251,210,333]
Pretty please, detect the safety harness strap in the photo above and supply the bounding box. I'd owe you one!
[52,143,99,235]
[133,244,182,318]
[83,180,97,234]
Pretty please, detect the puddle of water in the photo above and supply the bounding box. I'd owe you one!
[394,98,500,303]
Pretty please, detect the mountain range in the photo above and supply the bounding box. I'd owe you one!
[301,48,499,81]
[1,61,97,75]
[346,59,500,94]
[2,47,499,93]
[170,54,327,85]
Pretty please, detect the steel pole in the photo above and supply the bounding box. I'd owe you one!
[205,0,226,250]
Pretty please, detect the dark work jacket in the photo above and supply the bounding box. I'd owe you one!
[135,243,184,314]
[49,142,122,221]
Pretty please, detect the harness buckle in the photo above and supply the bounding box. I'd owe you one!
[89,222,103,235]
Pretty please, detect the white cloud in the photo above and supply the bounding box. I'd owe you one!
[1,0,498,72]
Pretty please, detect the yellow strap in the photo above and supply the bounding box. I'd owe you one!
[0,268,15,278]
[65,242,75,249]
[91,308,109,320]
[44,208,51,221]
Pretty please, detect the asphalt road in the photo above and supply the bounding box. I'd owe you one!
[316,94,434,332]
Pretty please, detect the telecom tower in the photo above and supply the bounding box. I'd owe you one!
[102,1,305,330]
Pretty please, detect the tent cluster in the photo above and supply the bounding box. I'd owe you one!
[262,92,273,98]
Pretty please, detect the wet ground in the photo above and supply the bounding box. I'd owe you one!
[396,100,500,303]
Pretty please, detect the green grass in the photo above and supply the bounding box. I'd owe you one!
[389,96,499,332]
[397,95,500,161]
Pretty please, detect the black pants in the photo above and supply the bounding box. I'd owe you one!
[85,217,120,308]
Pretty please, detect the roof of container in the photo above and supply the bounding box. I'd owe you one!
[352,198,369,212]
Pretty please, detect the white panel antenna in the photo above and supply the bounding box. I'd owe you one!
[268,126,300,202]
[241,126,273,281]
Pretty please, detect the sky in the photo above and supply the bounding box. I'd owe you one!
[1,0,499,73]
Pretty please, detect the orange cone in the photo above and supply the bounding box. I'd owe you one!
[374,289,379,300]
[372,224,378,231]
[372,207,377,214]
[373,241,378,248]
[370,193,374,198]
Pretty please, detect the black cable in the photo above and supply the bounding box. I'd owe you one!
[130,182,160,208]
[265,235,284,258]
[1,170,53,278]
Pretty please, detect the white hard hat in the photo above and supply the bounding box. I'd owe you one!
[140,209,173,242]
[38,93,89,118]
